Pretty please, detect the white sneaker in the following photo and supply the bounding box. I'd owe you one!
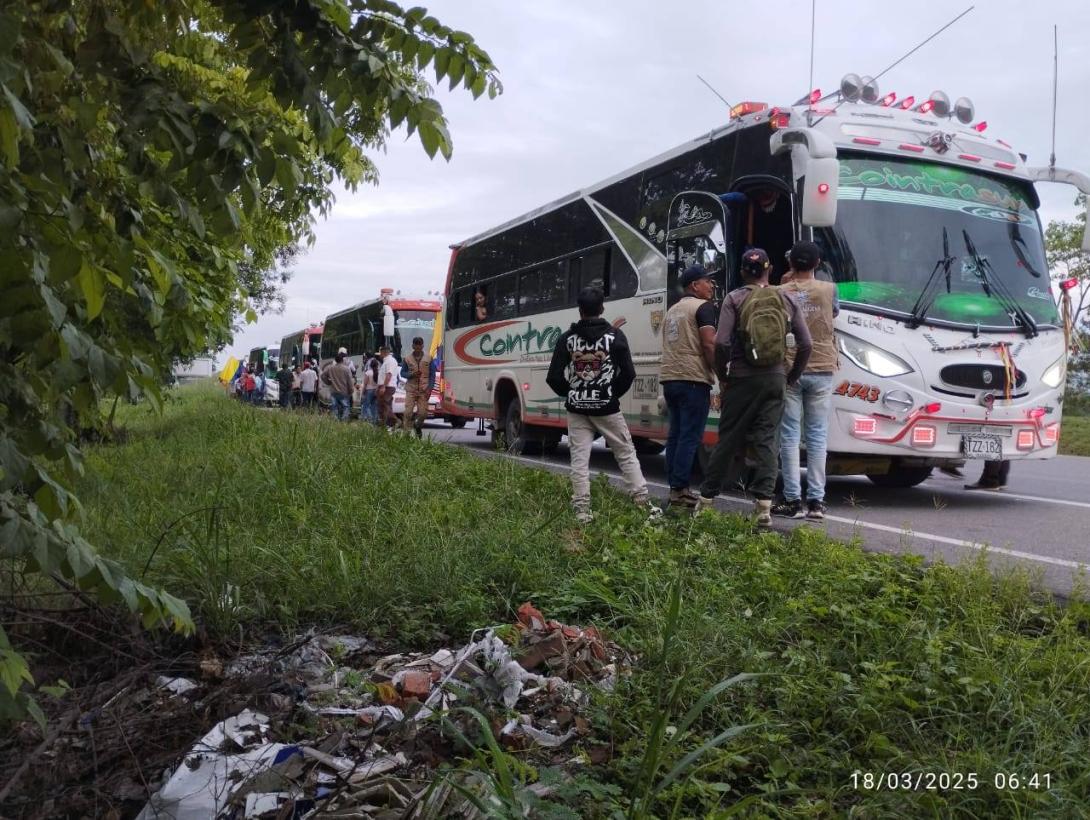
[694,495,717,513]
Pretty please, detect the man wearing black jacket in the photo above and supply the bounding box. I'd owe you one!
[547,287,658,524]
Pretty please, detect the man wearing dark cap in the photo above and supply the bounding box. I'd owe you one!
[774,240,840,520]
[659,264,718,507]
[696,248,812,527]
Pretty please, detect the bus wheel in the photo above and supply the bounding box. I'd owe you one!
[448,416,468,429]
[502,402,543,455]
[633,437,665,456]
[867,465,933,488]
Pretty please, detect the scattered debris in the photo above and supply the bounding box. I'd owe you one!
[131,603,628,818]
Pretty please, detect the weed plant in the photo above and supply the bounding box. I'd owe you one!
[79,384,1090,817]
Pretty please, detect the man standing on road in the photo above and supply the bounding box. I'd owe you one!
[696,248,812,527]
[401,336,434,437]
[773,241,839,521]
[298,361,318,410]
[547,286,660,525]
[660,264,718,509]
[322,352,354,421]
[276,360,294,410]
[377,344,399,429]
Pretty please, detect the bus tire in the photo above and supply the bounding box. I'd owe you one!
[633,437,665,456]
[867,465,933,488]
[448,416,468,429]
[502,401,543,455]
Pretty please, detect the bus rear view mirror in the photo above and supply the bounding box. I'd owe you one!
[801,157,839,227]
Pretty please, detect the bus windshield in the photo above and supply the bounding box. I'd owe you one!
[819,156,1058,328]
[394,310,438,359]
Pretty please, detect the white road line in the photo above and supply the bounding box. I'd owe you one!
[502,453,1086,572]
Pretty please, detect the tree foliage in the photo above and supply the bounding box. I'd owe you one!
[0,0,499,724]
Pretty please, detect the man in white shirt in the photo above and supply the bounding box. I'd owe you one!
[298,362,319,410]
[376,344,399,428]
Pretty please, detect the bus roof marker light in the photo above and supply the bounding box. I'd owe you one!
[954,96,975,124]
[840,73,863,102]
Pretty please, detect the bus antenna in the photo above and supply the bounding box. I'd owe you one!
[1049,24,1058,169]
[807,0,817,125]
[696,74,733,112]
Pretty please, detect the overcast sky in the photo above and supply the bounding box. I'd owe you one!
[225,0,1090,363]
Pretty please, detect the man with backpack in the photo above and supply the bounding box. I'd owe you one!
[696,248,812,526]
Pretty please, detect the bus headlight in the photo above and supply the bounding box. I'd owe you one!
[1041,356,1066,388]
[837,332,914,377]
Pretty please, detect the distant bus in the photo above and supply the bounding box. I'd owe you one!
[441,81,1089,485]
[280,324,324,367]
[318,292,456,423]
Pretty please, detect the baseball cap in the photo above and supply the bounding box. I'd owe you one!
[740,248,770,277]
[788,240,821,270]
[679,264,713,288]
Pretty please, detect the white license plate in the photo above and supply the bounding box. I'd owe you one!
[961,434,1003,460]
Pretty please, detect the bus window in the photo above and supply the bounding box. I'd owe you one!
[493,274,517,319]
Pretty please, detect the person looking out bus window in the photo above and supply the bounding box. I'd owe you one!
[660,264,718,509]
[773,241,840,521]
[277,361,294,410]
[298,361,318,410]
[474,288,488,322]
[400,336,435,437]
[377,344,399,429]
[696,248,812,527]
[322,352,354,421]
[546,286,661,525]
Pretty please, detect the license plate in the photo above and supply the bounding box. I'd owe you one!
[961,434,1003,460]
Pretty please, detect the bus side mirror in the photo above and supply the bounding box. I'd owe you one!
[801,157,839,227]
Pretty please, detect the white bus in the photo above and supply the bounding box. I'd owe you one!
[441,79,1090,486]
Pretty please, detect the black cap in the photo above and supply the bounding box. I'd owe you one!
[789,240,821,271]
[679,264,713,288]
[740,248,770,277]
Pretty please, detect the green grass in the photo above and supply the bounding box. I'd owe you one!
[79,384,1090,818]
[1060,414,1090,457]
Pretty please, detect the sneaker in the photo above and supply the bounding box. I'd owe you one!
[771,499,805,519]
[694,495,717,513]
[668,488,699,508]
[753,499,772,528]
[805,500,827,520]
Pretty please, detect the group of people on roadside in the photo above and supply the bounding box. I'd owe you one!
[546,241,832,527]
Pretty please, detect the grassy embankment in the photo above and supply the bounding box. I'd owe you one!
[1060,414,1090,456]
[79,383,1090,817]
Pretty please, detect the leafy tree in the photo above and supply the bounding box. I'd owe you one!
[0,0,499,724]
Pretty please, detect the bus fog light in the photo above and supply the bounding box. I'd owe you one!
[882,390,914,413]
[911,425,936,447]
[1043,423,1059,446]
[852,416,878,437]
[1016,429,1035,450]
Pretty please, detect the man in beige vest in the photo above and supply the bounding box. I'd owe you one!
[660,264,718,507]
[401,336,434,437]
[773,241,839,520]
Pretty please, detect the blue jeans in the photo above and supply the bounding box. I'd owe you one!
[663,380,712,490]
[331,392,351,421]
[780,374,833,503]
[361,389,378,423]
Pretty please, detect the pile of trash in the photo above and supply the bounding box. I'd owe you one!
[137,603,628,818]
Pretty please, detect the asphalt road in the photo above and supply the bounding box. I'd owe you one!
[422,422,1089,599]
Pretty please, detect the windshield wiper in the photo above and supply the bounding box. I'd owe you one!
[906,227,956,329]
[961,229,1038,338]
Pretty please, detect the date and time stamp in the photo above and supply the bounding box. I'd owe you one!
[850,771,1053,792]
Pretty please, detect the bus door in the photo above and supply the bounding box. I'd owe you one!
[664,191,729,308]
